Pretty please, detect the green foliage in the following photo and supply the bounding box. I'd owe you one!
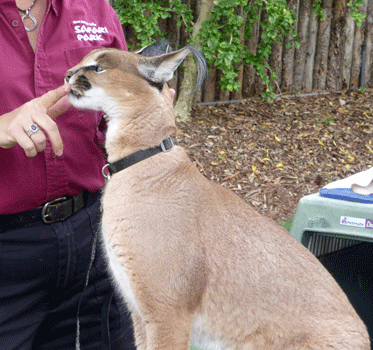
[113,0,193,49]
[113,0,367,102]
[279,218,293,232]
[197,0,298,101]
[347,0,366,27]
[323,116,335,125]
[312,0,325,21]
[312,1,366,28]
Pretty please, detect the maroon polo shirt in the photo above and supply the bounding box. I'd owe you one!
[0,0,127,214]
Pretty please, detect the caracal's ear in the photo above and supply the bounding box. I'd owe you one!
[137,45,207,94]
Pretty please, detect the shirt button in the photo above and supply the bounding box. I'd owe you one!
[12,20,19,27]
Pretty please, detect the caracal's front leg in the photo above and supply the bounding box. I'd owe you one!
[131,311,147,350]
[145,313,194,350]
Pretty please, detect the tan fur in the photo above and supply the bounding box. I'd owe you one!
[66,47,370,350]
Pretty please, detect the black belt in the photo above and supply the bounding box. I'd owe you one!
[0,191,93,233]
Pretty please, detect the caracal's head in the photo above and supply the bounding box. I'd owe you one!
[65,45,207,117]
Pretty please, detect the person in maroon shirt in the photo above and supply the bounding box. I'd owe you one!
[0,0,136,349]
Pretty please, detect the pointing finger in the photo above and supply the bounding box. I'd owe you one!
[36,84,71,112]
[47,95,72,119]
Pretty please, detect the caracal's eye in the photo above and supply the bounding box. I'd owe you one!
[86,65,106,73]
[95,65,105,73]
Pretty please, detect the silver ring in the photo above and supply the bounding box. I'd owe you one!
[26,123,40,137]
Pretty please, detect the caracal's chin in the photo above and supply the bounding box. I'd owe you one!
[68,87,107,111]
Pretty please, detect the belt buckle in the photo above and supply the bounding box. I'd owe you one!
[41,197,67,223]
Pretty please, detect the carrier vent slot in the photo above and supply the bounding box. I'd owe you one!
[308,233,362,257]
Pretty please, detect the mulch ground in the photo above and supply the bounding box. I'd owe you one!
[175,89,373,224]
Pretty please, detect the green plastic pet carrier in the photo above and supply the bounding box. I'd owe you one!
[290,192,373,348]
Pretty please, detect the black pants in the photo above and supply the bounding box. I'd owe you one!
[0,192,135,350]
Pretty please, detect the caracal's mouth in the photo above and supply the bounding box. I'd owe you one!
[69,86,84,98]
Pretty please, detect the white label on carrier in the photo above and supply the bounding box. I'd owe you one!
[340,216,366,228]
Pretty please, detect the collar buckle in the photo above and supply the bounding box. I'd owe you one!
[160,136,174,152]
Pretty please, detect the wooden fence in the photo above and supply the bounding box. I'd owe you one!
[110,0,373,102]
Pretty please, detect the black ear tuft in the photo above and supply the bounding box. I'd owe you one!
[137,40,173,57]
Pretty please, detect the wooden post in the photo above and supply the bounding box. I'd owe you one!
[293,0,312,91]
[303,8,317,92]
[350,0,368,90]
[326,1,347,91]
[175,0,214,121]
[342,9,356,89]
[313,0,333,91]
[281,0,298,93]
[242,13,261,97]
[364,0,373,88]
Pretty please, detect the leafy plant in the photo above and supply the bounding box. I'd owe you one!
[323,116,335,125]
[113,0,193,49]
[196,0,299,101]
[313,0,325,21]
[113,0,367,102]
[347,0,366,27]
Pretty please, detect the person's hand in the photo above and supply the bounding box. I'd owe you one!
[0,84,71,157]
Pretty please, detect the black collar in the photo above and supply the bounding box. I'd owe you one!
[102,136,174,179]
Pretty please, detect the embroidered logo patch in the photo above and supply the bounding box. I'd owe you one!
[73,20,108,42]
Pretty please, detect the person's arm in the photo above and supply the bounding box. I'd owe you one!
[0,84,71,158]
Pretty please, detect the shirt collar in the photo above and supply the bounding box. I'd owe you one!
[49,0,61,17]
